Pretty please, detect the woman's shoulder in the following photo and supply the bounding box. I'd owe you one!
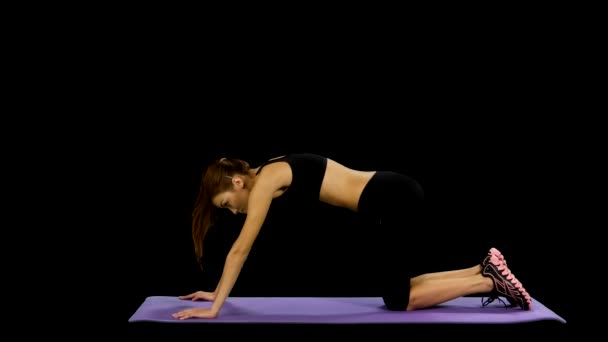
[256,153,328,174]
[255,155,288,174]
[255,158,293,190]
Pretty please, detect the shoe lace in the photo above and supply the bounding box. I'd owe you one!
[481,295,509,309]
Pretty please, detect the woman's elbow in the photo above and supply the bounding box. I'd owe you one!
[229,245,251,259]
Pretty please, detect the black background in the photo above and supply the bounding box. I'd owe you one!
[12,11,592,339]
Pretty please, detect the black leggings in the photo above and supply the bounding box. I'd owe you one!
[357,171,425,311]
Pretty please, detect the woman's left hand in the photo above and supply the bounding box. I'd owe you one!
[172,307,219,320]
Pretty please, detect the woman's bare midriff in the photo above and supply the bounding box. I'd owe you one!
[319,159,376,212]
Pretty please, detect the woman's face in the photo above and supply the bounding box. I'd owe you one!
[212,176,249,214]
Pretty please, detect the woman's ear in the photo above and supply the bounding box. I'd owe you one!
[232,176,244,189]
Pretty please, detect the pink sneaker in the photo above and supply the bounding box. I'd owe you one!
[481,255,532,310]
[482,247,507,268]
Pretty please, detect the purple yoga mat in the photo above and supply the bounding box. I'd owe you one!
[128,296,566,324]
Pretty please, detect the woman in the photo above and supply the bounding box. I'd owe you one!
[172,153,531,320]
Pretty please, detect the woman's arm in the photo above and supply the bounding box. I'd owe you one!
[209,175,278,315]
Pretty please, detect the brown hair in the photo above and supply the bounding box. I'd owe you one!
[192,157,251,270]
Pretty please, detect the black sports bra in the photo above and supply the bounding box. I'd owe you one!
[256,153,328,203]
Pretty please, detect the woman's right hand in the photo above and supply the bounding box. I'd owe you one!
[178,290,216,301]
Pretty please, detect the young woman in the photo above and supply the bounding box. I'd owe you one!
[171,153,531,320]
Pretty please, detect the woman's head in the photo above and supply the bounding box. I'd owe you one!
[192,157,251,268]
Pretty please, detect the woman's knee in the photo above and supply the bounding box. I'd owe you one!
[381,276,412,311]
[382,294,409,311]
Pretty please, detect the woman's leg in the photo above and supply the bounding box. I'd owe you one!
[410,248,506,287]
[410,265,481,287]
[355,173,531,311]
[406,254,532,311]
[407,273,493,310]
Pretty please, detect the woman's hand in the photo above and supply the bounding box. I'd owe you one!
[178,290,216,301]
[172,307,218,320]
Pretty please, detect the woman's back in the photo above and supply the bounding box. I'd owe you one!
[256,153,376,212]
